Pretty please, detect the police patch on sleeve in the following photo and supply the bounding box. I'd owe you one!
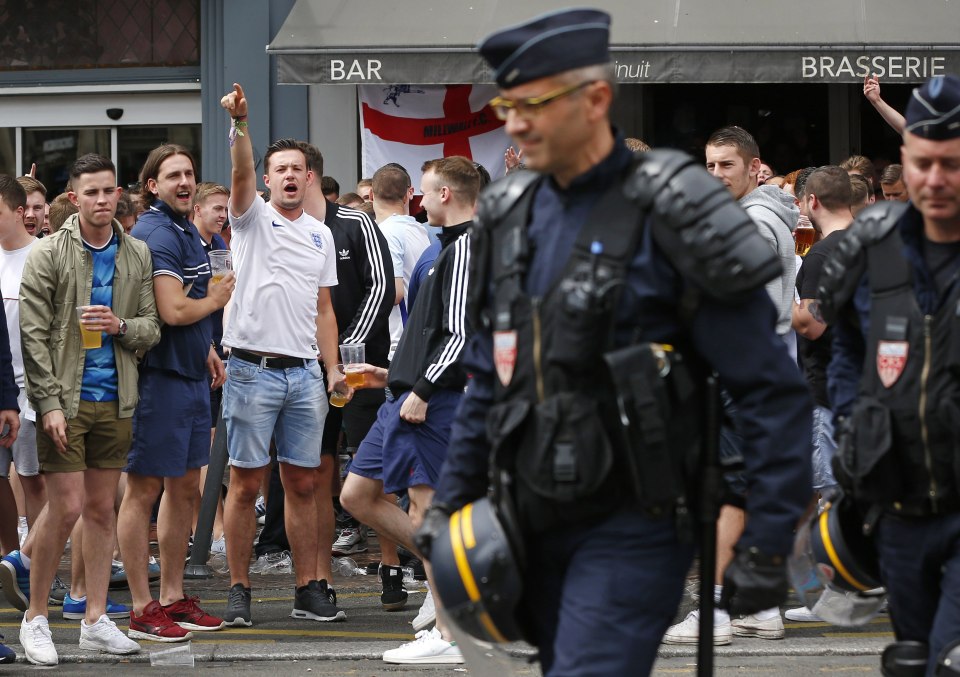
[877,340,909,388]
[493,330,518,387]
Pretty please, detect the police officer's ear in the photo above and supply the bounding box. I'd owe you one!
[583,80,613,123]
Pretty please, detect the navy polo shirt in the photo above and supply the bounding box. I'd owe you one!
[130,200,212,381]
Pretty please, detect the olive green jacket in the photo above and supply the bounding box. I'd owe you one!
[20,215,160,419]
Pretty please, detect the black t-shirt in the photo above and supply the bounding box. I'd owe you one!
[796,230,847,408]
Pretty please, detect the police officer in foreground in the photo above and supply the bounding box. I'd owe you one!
[414,8,813,676]
[818,74,960,676]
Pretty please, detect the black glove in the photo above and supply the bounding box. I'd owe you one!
[413,502,453,561]
[719,546,789,616]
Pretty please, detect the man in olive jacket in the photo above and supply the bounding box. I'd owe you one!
[16,154,159,665]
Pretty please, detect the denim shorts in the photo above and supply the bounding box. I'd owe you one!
[811,404,837,493]
[0,389,39,477]
[223,357,327,469]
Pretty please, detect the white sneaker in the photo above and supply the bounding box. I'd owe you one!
[411,587,436,631]
[20,614,58,666]
[210,536,226,555]
[80,615,141,655]
[731,611,785,639]
[383,627,464,664]
[662,609,732,646]
[332,527,367,555]
[17,516,27,547]
[784,606,821,622]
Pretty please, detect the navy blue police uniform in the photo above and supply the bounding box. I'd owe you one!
[820,75,960,676]
[428,9,813,675]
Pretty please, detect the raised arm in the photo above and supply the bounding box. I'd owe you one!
[864,74,906,134]
[221,83,257,216]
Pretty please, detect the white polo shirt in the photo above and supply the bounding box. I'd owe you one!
[223,196,337,359]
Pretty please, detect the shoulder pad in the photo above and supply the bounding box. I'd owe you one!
[626,149,782,302]
[815,200,906,324]
[475,170,540,232]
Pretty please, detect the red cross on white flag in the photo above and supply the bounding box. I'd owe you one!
[359,84,511,190]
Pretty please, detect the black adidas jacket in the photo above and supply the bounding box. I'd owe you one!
[325,201,395,367]
[388,221,472,399]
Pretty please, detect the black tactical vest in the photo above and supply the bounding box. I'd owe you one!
[480,169,701,533]
[848,227,960,515]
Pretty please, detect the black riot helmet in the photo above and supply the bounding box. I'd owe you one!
[787,493,885,626]
[430,497,525,643]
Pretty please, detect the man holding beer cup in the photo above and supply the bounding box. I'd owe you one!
[18,154,160,664]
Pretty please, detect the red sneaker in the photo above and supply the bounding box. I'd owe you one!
[163,596,225,631]
[128,600,193,642]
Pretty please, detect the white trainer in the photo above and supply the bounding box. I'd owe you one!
[411,588,436,631]
[731,611,785,639]
[662,609,732,646]
[80,614,141,655]
[383,627,464,664]
[784,606,822,622]
[20,614,58,666]
[331,527,367,555]
[210,537,226,555]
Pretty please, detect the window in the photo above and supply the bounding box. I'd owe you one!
[117,125,201,190]
[0,0,200,71]
[22,128,111,195]
[0,129,16,176]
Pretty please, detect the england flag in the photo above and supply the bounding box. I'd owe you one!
[359,84,511,190]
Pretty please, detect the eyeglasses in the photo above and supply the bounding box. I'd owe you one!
[488,81,596,121]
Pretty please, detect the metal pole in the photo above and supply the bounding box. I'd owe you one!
[697,374,722,677]
[184,408,228,579]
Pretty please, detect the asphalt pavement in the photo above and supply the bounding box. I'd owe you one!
[0,533,893,672]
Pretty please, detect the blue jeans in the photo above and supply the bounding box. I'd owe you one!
[876,511,960,676]
[223,358,328,468]
[811,405,838,493]
[521,508,695,676]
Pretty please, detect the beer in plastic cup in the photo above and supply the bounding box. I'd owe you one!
[77,306,101,349]
[208,250,232,283]
[339,344,366,387]
[330,365,350,407]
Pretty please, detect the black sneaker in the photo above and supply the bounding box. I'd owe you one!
[291,580,346,622]
[48,575,68,606]
[225,583,253,627]
[379,564,408,611]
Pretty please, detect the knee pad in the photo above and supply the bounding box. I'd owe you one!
[937,638,960,676]
[882,641,928,677]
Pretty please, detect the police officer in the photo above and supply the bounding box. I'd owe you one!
[415,9,812,676]
[819,74,960,676]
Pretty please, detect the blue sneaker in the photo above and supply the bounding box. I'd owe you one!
[0,632,15,664]
[0,551,30,611]
[62,593,131,620]
[109,561,127,589]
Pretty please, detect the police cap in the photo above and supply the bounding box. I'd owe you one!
[479,8,611,88]
[904,74,960,140]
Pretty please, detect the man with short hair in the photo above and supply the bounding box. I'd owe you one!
[320,176,339,202]
[820,74,960,676]
[17,154,160,664]
[786,165,855,623]
[219,84,346,627]
[117,145,233,642]
[371,164,430,358]
[341,155,479,664]
[16,177,46,239]
[849,174,874,216]
[416,10,811,675]
[191,181,231,551]
[880,163,909,202]
[356,179,373,202]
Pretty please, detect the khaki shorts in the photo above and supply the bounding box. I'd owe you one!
[37,400,132,473]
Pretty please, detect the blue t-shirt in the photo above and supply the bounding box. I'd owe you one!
[130,201,212,380]
[80,233,118,402]
[407,241,441,312]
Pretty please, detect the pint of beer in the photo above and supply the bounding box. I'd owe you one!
[77,306,101,350]
[795,225,815,257]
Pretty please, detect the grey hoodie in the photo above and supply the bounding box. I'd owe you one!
[739,185,798,337]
